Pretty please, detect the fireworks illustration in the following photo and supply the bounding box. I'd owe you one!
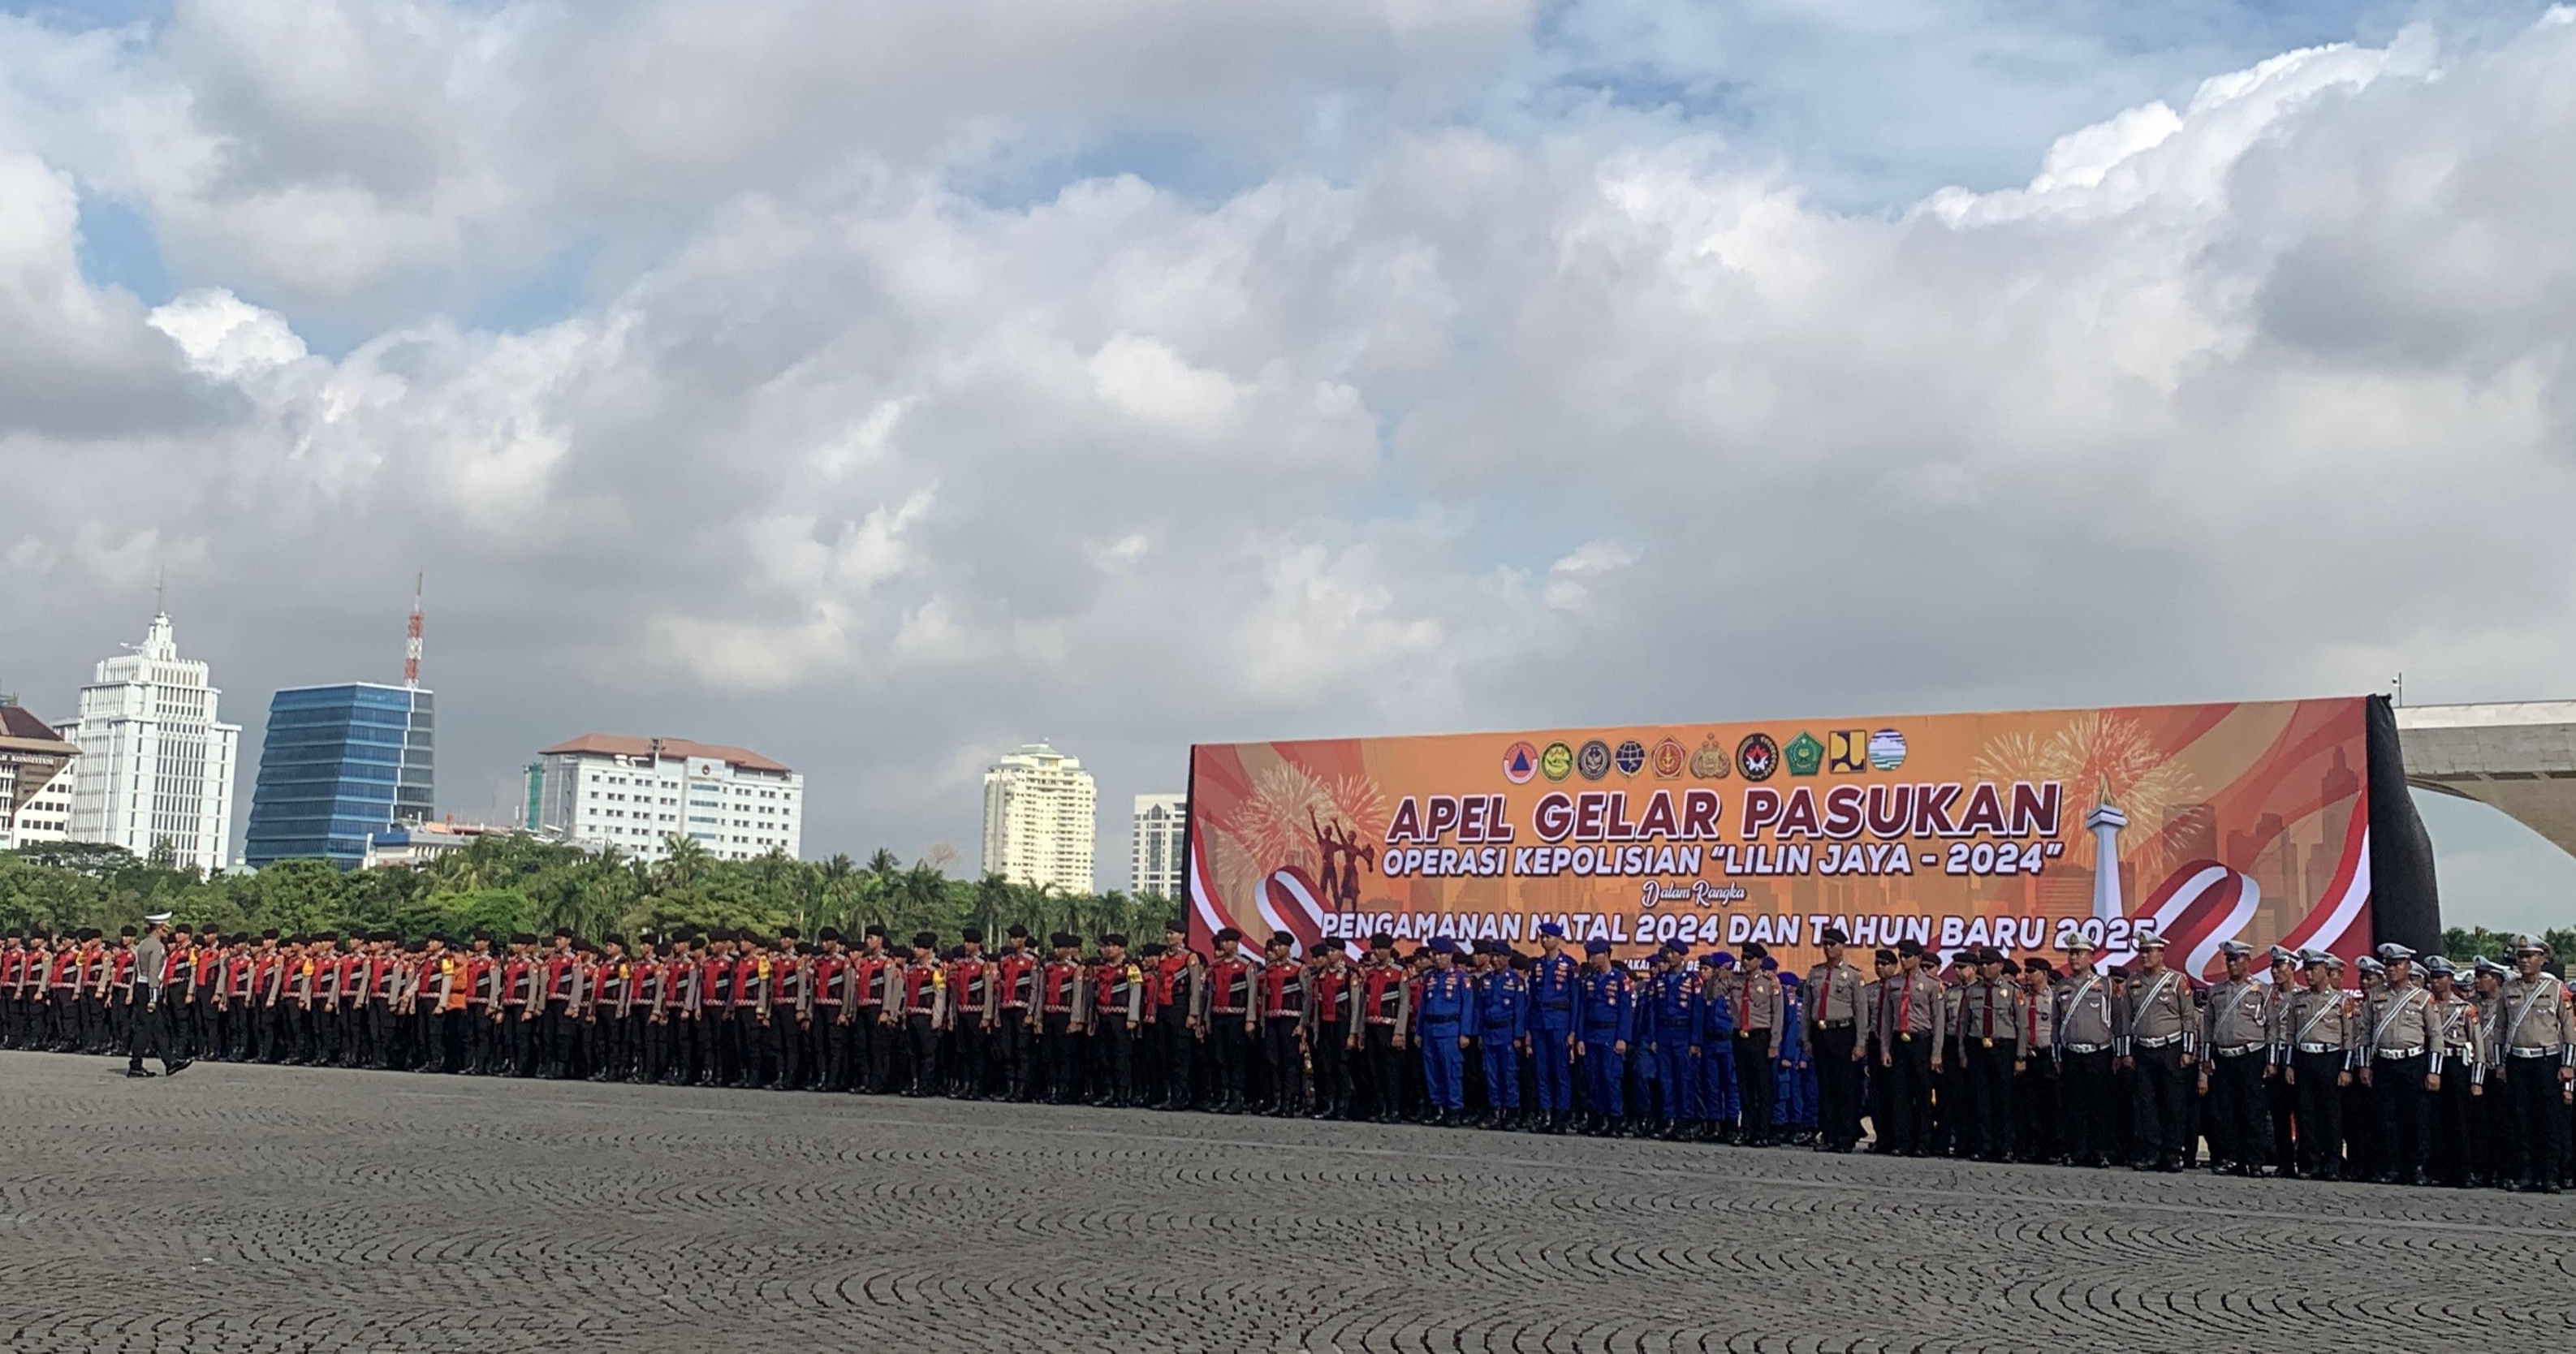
[1973,713,2204,873]
[1212,759,1389,910]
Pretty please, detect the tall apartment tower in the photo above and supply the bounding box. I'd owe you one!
[1130,792,1186,899]
[65,609,241,869]
[980,742,1096,892]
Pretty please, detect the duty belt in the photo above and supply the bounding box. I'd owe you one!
[2061,1042,2108,1054]
[2214,1044,2264,1057]
[1819,1019,1854,1028]
[2374,1046,2425,1059]
[2295,1042,2340,1054]
[2507,1045,2561,1059]
[2135,1033,2184,1049]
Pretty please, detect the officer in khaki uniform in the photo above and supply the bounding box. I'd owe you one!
[1805,928,1867,1153]
[2117,932,2195,1171]
[2052,938,2118,1168]
[2494,935,2574,1192]
[1732,945,1785,1145]
[2198,940,2272,1176]
[2361,942,2440,1185]
[2279,951,2358,1180]
[2262,944,2302,1175]
[1957,947,2022,1162]
[2420,955,2483,1188]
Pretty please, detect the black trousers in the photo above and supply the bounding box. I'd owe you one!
[2016,1054,2060,1161]
[364,998,392,1065]
[1735,1031,1776,1140]
[948,1019,986,1095]
[1965,1038,2018,1158]
[1361,1024,1402,1118]
[2056,1049,2114,1162]
[502,1007,533,1074]
[1262,1016,1305,1111]
[2129,1044,2188,1164]
[1154,1007,1194,1105]
[732,1008,766,1085]
[2205,1051,2267,1168]
[1093,1011,1134,1102]
[2374,1054,2432,1179]
[2267,1071,2299,1172]
[127,997,174,1071]
[1813,1024,1861,1149]
[865,1014,898,1092]
[1312,1020,1348,1112]
[2429,1067,2474,1186]
[995,1012,1033,1097]
[1042,1013,1079,1100]
[2292,1051,2346,1178]
[904,1012,938,1092]
[2503,1059,2568,1185]
[1210,1017,1251,1102]
[1882,1037,1933,1153]
[810,1007,845,1087]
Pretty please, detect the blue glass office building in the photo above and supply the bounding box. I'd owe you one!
[244,683,435,868]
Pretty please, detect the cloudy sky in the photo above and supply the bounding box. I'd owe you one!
[4,1,2572,929]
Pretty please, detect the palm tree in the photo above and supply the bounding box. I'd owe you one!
[656,834,713,894]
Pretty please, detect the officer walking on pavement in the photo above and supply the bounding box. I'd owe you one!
[123,915,188,1079]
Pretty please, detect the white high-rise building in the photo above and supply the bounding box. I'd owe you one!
[981,742,1096,892]
[0,703,78,851]
[535,735,803,863]
[1130,793,1186,899]
[65,610,240,869]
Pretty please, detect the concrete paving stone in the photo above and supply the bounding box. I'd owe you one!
[3,1050,2574,1352]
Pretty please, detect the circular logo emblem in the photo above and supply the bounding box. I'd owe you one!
[1868,728,1909,771]
[1501,741,1540,785]
[1539,742,1575,782]
[1736,733,1780,783]
[1613,740,1646,775]
[1651,737,1687,778]
[1576,739,1613,781]
[1689,735,1729,778]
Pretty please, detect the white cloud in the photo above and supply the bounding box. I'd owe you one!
[2,4,2574,909]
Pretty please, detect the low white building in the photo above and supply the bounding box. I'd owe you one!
[1130,792,1186,899]
[533,735,803,862]
[363,820,522,869]
[0,703,77,851]
[981,741,1096,893]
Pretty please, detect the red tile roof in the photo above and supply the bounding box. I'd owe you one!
[539,734,792,774]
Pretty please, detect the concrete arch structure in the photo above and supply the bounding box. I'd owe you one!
[2396,701,2576,859]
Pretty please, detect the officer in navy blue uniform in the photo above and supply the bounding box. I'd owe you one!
[1646,940,1702,1141]
[1414,938,1477,1125]
[1527,923,1581,1133]
[1575,938,1634,1136]
[1474,942,1528,1128]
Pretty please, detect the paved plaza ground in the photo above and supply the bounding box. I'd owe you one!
[2,1051,2572,1352]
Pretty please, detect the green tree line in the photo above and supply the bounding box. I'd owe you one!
[0,837,1180,945]
[2439,925,2576,965]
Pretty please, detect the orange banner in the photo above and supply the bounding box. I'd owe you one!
[1187,698,2373,977]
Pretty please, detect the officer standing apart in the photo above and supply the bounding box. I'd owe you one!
[124,915,188,1078]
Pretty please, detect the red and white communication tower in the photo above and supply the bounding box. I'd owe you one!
[403,571,425,688]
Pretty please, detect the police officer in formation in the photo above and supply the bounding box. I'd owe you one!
[10,916,2573,1188]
